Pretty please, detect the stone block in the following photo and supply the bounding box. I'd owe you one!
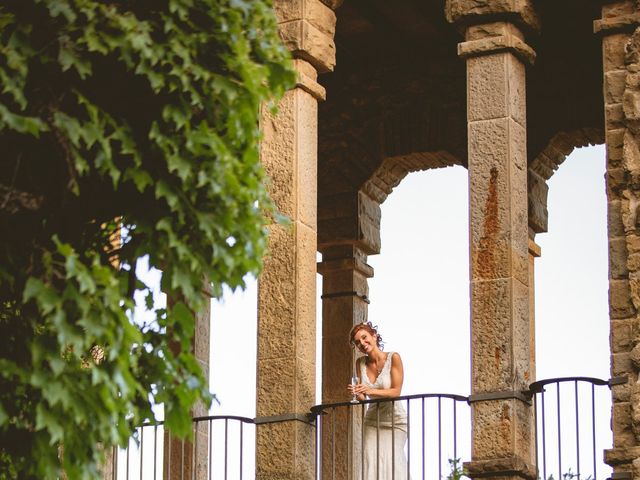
[610,236,630,279]
[472,400,517,458]
[278,19,336,73]
[602,1,638,18]
[445,0,540,32]
[612,351,633,376]
[357,192,381,255]
[471,278,530,391]
[611,318,635,353]
[612,402,636,448]
[607,128,625,168]
[609,200,625,237]
[294,356,316,411]
[295,222,318,356]
[528,170,548,234]
[259,225,297,358]
[607,167,627,196]
[296,95,318,230]
[274,0,336,37]
[605,70,627,105]
[261,94,297,219]
[468,119,528,284]
[629,251,640,274]
[607,103,625,132]
[612,381,631,402]
[610,279,636,319]
[256,356,295,416]
[468,53,525,123]
[603,33,629,72]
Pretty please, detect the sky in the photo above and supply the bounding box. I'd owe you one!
[121,144,611,478]
[205,144,612,478]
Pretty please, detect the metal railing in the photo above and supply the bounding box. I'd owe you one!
[110,415,257,480]
[111,376,619,479]
[311,393,470,480]
[528,376,622,480]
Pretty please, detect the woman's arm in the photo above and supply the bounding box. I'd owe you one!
[353,352,404,399]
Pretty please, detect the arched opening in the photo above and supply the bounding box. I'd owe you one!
[367,165,471,476]
[533,144,611,479]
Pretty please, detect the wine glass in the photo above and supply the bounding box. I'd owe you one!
[350,375,359,403]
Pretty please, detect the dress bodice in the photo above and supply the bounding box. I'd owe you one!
[359,352,407,429]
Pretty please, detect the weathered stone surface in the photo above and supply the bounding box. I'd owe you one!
[604,33,630,71]
[613,402,636,448]
[610,279,636,319]
[279,20,336,73]
[256,421,315,480]
[466,52,526,124]
[613,318,637,353]
[445,0,540,32]
[464,453,536,480]
[471,278,530,391]
[611,236,631,279]
[609,128,626,167]
[611,200,626,237]
[468,119,528,285]
[527,170,548,233]
[606,70,628,105]
[459,31,535,66]
[613,351,634,376]
[275,0,336,73]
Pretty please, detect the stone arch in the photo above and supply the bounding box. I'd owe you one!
[528,128,605,234]
[362,151,462,205]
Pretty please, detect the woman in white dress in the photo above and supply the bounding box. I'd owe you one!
[347,322,409,480]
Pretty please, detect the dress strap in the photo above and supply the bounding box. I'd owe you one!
[382,351,394,372]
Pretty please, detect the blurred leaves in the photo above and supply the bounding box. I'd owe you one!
[0,0,295,477]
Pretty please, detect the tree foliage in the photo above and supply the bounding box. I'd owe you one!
[0,0,294,477]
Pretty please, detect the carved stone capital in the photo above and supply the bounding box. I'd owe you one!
[275,0,336,73]
[458,29,536,64]
[444,0,540,33]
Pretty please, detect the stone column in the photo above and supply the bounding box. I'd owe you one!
[163,284,211,479]
[596,1,640,476]
[528,238,540,381]
[256,1,336,478]
[317,244,374,480]
[317,188,380,479]
[445,2,539,478]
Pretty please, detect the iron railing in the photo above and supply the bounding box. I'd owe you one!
[528,376,623,480]
[311,393,470,480]
[111,376,620,479]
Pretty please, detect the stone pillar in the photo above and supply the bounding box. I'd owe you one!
[317,188,380,479]
[445,2,539,478]
[256,1,336,478]
[528,238,540,381]
[317,244,374,480]
[596,1,640,476]
[163,285,211,479]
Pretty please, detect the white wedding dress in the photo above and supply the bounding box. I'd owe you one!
[360,352,409,479]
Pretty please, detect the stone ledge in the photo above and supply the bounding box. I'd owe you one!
[458,34,536,65]
[296,70,326,101]
[594,13,640,35]
[605,446,640,466]
[445,0,540,33]
[317,257,374,278]
[464,456,537,480]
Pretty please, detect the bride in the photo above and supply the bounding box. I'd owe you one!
[347,322,409,479]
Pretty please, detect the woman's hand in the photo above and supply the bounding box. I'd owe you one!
[347,382,372,400]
